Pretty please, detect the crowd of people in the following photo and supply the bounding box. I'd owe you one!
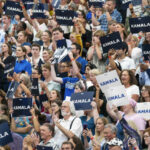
[0,0,150,150]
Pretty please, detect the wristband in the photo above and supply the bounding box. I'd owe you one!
[33,101,36,105]
[22,6,25,9]
[108,56,111,59]
[90,136,94,140]
[71,58,75,62]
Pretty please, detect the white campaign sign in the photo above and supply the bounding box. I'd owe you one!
[136,102,150,120]
[104,85,129,107]
[96,70,122,93]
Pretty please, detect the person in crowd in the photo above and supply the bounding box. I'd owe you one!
[83,117,108,150]
[107,20,117,34]
[53,100,83,148]
[30,43,43,68]
[115,42,136,72]
[51,51,85,99]
[140,85,150,102]
[0,43,16,92]
[92,0,122,32]
[14,46,32,75]
[61,141,75,150]
[41,62,61,92]
[107,98,146,138]
[120,70,140,101]
[42,49,53,64]
[143,127,150,150]
[71,43,88,74]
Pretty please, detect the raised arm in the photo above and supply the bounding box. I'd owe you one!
[51,64,63,84]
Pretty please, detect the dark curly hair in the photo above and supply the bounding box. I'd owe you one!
[120,70,137,85]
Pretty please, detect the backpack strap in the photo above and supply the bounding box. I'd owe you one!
[69,117,77,130]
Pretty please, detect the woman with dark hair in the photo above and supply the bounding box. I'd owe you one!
[120,70,140,101]
[0,89,8,106]
[140,86,150,102]
[0,43,16,92]
[14,46,32,75]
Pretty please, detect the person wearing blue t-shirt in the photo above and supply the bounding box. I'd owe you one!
[14,46,32,75]
[51,51,86,100]
[71,43,88,74]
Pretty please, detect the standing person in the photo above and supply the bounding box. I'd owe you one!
[14,46,32,75]
[53,100,83,148]
[71,43,88,74]
[0,43,16,92]
[92,0,122,32]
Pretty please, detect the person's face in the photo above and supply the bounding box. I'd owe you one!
[96,118,104,132]
[106,1,115,12]
[52,30,63,41]
[77,11,84,19]
[116,49,124,57]
[2,16,10,24]
[122,104,132,114]
[61,102,71,116]
[42,50,50,62]
[31,46,40,57]
[85,66,91,77]
[51,102,60,113]
[70,34,76,43]
[92,36,100,45]
[42,67,50,79]
[74,85,82,93]
[109,23,117,33]
[42,32,51,43]
[141,86,150,101]
[109,146,122,150]
[145,32,150,43]
[103,128,115,141]
[89,73,97,84]
[121,71,130,85]
[1,43,9,53]
[96,8,103,17]
[16,47,25,58]
[144,132,150,145]
[59,62,69,73]
[16,22,24,32]
[40,126,52,140]
[71,45,78,57]
[61,0,67,5]
[50,90,58,101]
[61,144,73,150]
[116,24,124,33]
[17,32,26,43]
[69,65,76,77]
[32,69,39,79]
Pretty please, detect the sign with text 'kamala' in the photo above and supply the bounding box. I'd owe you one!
[129,17,150,33]
[136,102,150,120]
[142,44,150,61]
[0,121,13,146]
[22,0,34,10]
[71,92,94,110]
[105,85,129,107]
[31,78,39,96]
[5,1,23,18]
[31,3,47,19]
[100,32,122,53]
[88,0,105,8]
[37,145,53,150]
[6,81,19,99]
[96,70,122,93]
[12,97,32,117]
[55,9,76,26]
[121,0,132,9]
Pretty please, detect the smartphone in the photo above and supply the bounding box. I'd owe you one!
[83,124,87,130]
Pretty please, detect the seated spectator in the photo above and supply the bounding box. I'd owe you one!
[140,85,150,102]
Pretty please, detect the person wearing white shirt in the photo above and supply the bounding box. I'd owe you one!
[53,100,83,148]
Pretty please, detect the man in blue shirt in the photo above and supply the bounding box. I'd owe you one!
[92,0,122,32]
[71,43,88,74]
[51,51,85,100]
